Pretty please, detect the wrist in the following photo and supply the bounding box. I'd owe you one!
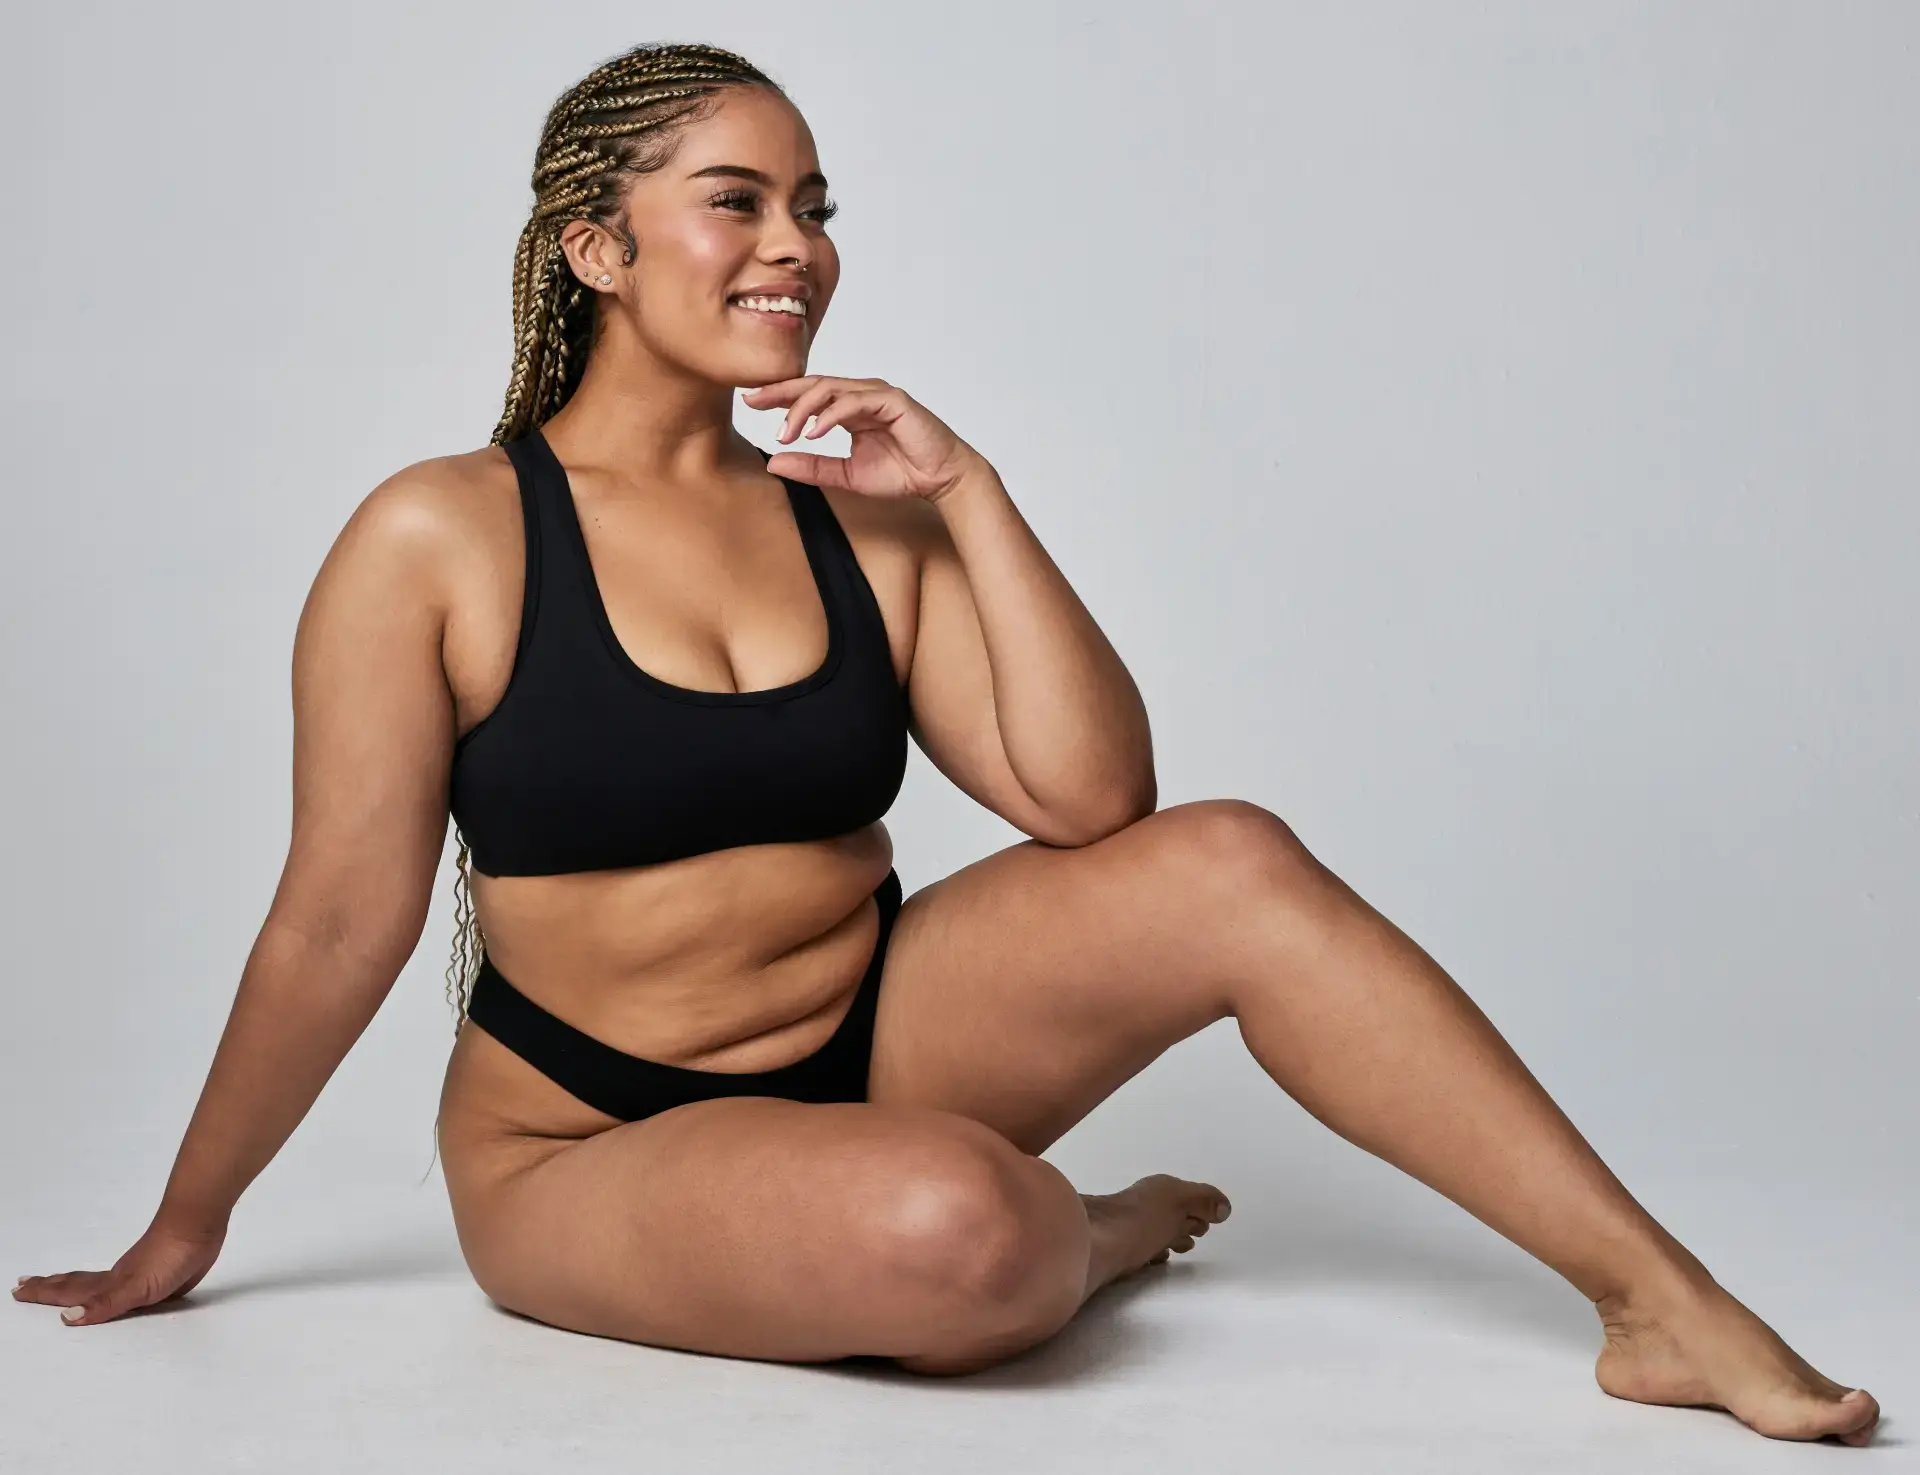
[924,450,1001,512]
[151,1197,231,1243]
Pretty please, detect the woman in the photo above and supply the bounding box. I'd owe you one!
[11,42,1878,1445]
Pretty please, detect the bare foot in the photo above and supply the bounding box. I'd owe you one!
[1595,1277,1879,1445]
[1081,1173,1231,1298]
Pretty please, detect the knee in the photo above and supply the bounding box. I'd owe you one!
[871,1126,1085,1341]
[1145,798,1329,906]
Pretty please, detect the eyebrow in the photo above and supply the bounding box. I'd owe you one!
[687,163,830,191]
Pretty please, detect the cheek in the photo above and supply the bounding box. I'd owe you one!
[632,241,734,355]
[662,223,744,301]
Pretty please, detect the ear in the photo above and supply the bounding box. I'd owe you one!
[557,219,625,293]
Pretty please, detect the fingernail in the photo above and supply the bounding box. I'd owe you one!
[60,1305,86,1323]
[12,1276,26,1288]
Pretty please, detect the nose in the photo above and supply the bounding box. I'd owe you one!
[760,209,817,272]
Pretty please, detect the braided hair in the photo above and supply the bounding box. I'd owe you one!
[445,42,784,1029]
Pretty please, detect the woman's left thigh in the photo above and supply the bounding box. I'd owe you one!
[868,798,1330,1153]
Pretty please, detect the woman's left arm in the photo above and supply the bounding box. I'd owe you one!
[747,376,1155,846]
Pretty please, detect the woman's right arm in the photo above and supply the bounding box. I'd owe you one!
[12,464,469,1326]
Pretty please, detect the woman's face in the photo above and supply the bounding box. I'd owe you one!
[570,85,840,390]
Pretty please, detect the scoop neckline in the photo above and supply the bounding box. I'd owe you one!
[531,429,845,707]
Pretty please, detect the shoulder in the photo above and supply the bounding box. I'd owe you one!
[347,444,516,550]
[305,444,518,619]
[331,444,516,570]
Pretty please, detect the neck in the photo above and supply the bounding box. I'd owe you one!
[535,314,753,484]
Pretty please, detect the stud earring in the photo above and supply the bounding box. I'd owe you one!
[598,273,612,285]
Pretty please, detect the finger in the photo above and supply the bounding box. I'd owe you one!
[773,387,837,443]
[738,376,821,410]
[774,379,866,442]
[64,1277,157,1326]
[763,449,857,491]
[12,1271,107,1305]
[743,374,892,407]
[802,388,898,441]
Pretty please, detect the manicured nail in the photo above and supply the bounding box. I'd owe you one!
[60,1305,86,1323]
[12,1276,27,1288]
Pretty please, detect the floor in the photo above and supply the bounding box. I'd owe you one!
[4,1157,1907,1473]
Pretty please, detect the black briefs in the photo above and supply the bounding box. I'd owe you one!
[465,871,903,1122]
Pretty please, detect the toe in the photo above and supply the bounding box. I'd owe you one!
[1832,1389,1878,1446]
[1751,1386,1881,1444]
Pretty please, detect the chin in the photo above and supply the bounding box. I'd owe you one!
[732,357,809,388]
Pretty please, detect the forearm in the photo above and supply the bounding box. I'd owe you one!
[152,921,401,1236]
[929,456,1155,834]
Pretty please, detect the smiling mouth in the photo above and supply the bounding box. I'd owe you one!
[728,294,808,327]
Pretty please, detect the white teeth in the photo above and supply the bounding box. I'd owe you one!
[734,294,805,316]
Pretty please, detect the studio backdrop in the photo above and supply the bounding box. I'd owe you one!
[1,3,1912,1471]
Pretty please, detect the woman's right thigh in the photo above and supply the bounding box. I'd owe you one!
[447,1095,1093,1367]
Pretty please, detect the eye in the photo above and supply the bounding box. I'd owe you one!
[705,187,840,225]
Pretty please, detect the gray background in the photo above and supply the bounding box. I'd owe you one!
[2,2,1912,1471]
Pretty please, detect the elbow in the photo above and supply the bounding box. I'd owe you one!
[264,889,431,983]
[1037,770,1157,848]
[1104,769,1159,837]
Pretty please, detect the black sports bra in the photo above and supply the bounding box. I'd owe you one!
[447,429,909,877]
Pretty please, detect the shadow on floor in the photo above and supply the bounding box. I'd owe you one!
[157,1194,1594,1382]
[182,1239,467,1309]
[809,1217,1595,1394]
[1229,1218,1598,1349]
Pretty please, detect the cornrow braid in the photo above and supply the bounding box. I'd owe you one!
[493,44,783,446]
[446,42,784,1031]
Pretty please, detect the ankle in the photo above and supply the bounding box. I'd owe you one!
[1577,1218,1715,1308]
[1593,1253,1719,1322]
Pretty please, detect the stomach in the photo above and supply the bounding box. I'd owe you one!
[435,822,895,1157]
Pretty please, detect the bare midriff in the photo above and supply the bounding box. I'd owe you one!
[435,823,895,1189]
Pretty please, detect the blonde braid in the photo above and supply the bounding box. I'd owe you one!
[446,43,784,1030]
[488,43,782,446]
